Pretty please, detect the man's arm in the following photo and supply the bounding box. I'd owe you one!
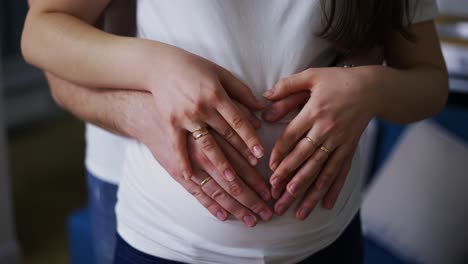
[47,75,146,138]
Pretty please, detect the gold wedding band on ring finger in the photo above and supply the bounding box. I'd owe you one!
[304,136,332,154]
[191,127,210,140]
[304,136,319,148]
[200,176,212,187]
[319,145,331,154]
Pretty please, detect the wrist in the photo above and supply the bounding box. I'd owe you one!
[119,91,157,141]
[352,65,385,119]
[112,37,160,92]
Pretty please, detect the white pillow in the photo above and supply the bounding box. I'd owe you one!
[362,121,468,264]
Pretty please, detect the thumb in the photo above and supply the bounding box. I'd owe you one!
[262,92,309,122]
[263,69,313,100]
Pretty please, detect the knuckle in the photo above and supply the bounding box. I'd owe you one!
[205,86,222,102]
[231,115,246,130]
[227,181,243,196]
[166,114,179,127]
[210,189,227,201]
[195,153,210,166]
[277,167,292,178]
[277,77,290,91]
[190,188,205,200]
[283,128,298,142]
[222,126,235,140]
[323,121,337,135]
[215,159,230,171]
[200,136,216,152]
[191,101,205,115]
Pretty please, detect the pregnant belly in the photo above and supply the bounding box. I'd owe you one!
[119,121,363,251]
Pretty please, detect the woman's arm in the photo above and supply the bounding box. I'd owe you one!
[363,21,448,123]
[22,0,168,90]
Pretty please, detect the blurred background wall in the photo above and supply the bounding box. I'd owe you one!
[1,1,87,263]
[0,31,21,264]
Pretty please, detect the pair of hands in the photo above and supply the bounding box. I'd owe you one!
[136,45,377,227]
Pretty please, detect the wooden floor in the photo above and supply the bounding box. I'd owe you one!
[8,117,87,264]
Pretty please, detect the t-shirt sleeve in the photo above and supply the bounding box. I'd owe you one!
[409,0,439,24]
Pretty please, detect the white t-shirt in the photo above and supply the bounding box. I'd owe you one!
[115,1,438,263]
[85,124,128,184]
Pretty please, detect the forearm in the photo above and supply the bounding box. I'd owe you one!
[46,72,152,138]
[22,3,169,91]
[23,11,141,90]
[357,64,448,124]
[356,21,448,124]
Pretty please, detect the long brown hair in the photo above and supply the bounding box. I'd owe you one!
[318,0,415,56]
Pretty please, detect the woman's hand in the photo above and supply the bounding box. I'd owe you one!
[263,67,379,220]
[142,44,265,183]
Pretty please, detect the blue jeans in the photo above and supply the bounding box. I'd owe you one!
[114,213,363,264]
[87,171,119,264]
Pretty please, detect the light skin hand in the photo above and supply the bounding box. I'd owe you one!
[263,67,377,219]
[263,21,448,220]
[261,48,384,214]
[187,130,274,227]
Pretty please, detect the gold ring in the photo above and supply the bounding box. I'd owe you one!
[200,176,212,187]
[191,127,209,140]
[319,146,331,154]
[305,137,319,148]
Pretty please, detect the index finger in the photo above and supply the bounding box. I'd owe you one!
[212,132,271,201]
[217,99,264,159]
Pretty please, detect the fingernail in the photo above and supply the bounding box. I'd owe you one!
[270,161,278,171]
[248,154,258,166]
[259,210,272,221]
[224,169,235,181]
[323,202,332,210]
[243,215,256,227]
[262,88,275,98]
[252,145,264,158]
[298,207,310,220]
[276,204,287,215]
[261,190,271,201]
[322,200,334,210]
[182,170,191,180]
[263,110,277,121]
[288,182,298,195]
[271,177,280,187]
[216,211,226,221]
